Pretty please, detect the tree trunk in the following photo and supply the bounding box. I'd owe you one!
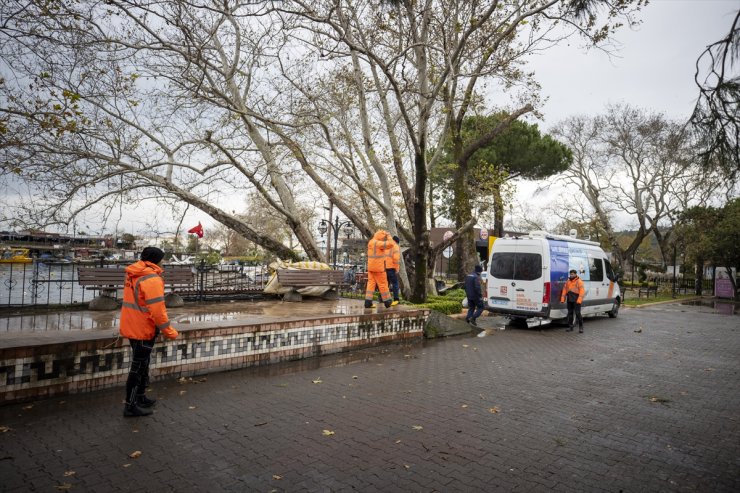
[493,183,505,238]
[695,259,704,295]
[410,150,430,303]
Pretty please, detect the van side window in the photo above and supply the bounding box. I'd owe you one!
[604,259,616,281]
[589,257,604,282]
[490,252,515,279]
[490,252,542,281]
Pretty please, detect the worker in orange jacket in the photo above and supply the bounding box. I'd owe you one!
[560,269,585,333]
[386,235,401,306]
[120,246,179,417]
[365,230,394,309]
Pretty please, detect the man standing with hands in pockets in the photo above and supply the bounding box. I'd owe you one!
[560,269,585,333]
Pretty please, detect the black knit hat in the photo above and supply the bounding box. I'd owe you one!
[475,265,483,273]
[140,246,165,265]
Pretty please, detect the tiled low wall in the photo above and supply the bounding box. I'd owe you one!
[0,310,427,404]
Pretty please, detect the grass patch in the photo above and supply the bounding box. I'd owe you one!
[622,293,695,307]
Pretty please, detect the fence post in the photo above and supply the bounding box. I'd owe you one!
[199,259,206,301]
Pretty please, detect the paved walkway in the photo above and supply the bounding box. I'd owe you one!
[1,302,739,492]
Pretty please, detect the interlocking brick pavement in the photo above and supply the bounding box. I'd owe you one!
[1,302,739,492]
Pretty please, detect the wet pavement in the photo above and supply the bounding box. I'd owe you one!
[1,301,739,492]
[0,298,378,333]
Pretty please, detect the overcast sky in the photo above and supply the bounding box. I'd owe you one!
[511,0,738,231]
[530,0,738,130]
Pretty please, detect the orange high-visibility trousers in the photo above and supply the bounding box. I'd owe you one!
[365,271,391,303]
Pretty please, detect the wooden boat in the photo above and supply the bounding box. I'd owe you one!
[0,248,33,263]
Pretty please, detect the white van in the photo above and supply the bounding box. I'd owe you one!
[486,231,621,322]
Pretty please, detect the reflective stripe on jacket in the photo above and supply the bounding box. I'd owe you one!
[560,276,585,304]
[120,260,174,340]
[367,230,393,273]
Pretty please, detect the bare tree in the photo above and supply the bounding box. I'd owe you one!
[553,104,729,269]
[0,0,643,301]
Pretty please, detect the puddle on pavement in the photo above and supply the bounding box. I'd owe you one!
[680,300,740,315]
[0,299,388,332]
[0,311,118,332]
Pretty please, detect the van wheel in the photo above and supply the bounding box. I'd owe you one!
[608,298,620,318]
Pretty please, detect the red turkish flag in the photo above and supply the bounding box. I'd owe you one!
[187,222,204,238]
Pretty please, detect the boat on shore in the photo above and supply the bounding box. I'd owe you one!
[0,248,33,264]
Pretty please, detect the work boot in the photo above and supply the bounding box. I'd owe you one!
[469,318,478,327]
[364,301,376,309]
[579,327,584,334]
[391,300,399,306]
[123,404,153,418]
[566,326,573,332]
[384,300,392,308]
[137,394,157,408]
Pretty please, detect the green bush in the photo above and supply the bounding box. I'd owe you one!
[417,300,463,315]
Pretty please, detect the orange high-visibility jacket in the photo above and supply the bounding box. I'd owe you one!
[389,241,401,272]
[120,260,178,340]
[367,230,393,273]
[560,276,585,304]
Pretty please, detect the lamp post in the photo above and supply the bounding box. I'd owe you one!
[672,242,678,298]
[318,217,354,268]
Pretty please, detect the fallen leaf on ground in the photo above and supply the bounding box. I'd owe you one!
[489,407,501,414]
[649,396,671,404]
[352,375,358,379]
[461,404,468,409]
[188,406,196,410]
[404,464,411,470]
[129,451,142,459]
[0,426,9,433]
[395,440,401,444]
[63,471,76,477]
[462,344,469,348]
[54,483,72,491]
[179,390,187,395]
[22,405,33,410]
[322,429,335,436]
[412,425,423,431]
[312,378,323,384]
[272,475,283,480]
[122,464,131,468]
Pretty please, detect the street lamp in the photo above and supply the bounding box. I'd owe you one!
[318,217,354,268]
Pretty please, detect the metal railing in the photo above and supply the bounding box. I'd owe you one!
[0,261,368,308]
[0,261,273,308]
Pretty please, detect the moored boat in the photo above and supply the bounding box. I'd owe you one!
[0,248,33,263]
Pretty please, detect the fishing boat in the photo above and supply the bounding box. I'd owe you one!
[0,248,33,263]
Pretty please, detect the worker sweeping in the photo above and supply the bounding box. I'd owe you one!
[364,230,394,309]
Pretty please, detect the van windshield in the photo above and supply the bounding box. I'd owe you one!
[489,252,542,281]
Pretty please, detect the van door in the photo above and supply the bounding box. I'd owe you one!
[488,240,545,315]
[585,255,610,313]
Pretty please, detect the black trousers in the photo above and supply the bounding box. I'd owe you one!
[125,338,156,405]
[566,301,583,328]
[386,269,400,301]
